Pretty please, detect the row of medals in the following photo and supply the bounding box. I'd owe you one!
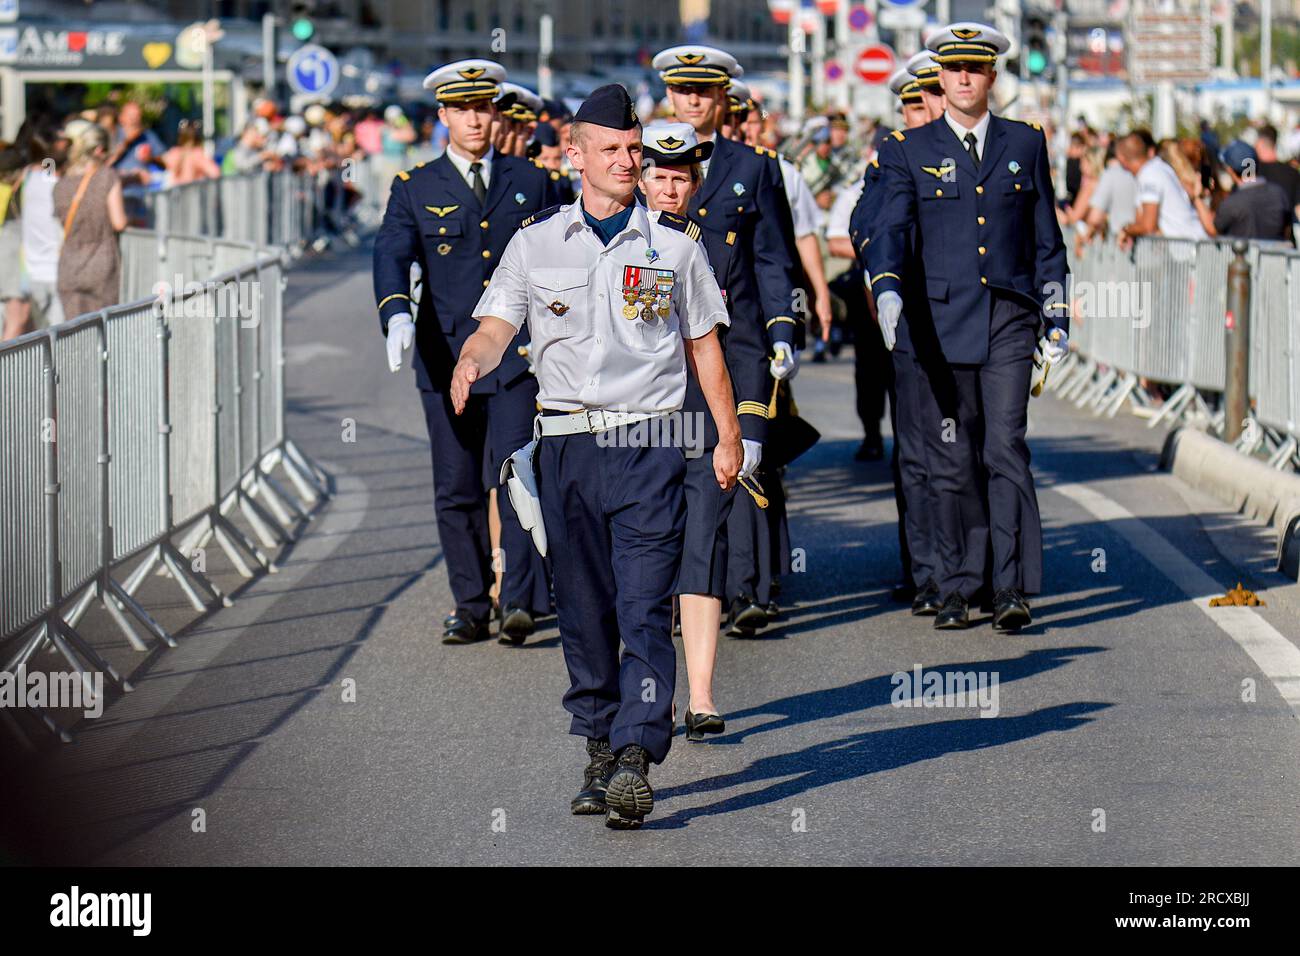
[622,288,670,321]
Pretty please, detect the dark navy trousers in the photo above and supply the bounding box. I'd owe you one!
[890,348,939,590]
[912,294,1042,599]
[535,433,686,764]
[419,377,550,620]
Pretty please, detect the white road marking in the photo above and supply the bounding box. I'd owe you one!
[1052,481,1300,720]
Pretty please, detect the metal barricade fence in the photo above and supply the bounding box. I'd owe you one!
[1055,235,1300,470]
[0,251,328,740]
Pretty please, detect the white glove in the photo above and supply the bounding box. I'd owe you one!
[740,439,762,480]
[770,341,798,381]
[386,313,414,373]
[1043,328,1069,365]
[875,291,901,351]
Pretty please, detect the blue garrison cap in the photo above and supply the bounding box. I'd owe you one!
[573,84,639,131]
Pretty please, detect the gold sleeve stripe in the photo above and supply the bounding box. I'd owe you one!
[685,222,701,241]
[766,316,797,328]
[1045,302,1070,310]
[737,402,770,418]
[378,293,411,309]
[870,272,900,285]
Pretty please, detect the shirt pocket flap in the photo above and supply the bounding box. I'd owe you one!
[1005,180,1036,196]
[926,276,950,301]
[533,268,589,292]
[424,218,464,238]
[920,180,961,200]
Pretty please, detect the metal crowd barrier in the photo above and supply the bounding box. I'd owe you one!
[0,245,329,742]
[1051,235,1300,469]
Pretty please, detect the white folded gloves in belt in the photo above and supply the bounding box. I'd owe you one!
[500,440,547,557]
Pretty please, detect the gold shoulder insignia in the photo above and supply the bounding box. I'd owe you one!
[1031,122,1042,132]
[685,222,701,241]
[396,170,410,182]
[891,130,905,142]
[869,157,879,168]
[532,158,544,167]
[520,214,536,228]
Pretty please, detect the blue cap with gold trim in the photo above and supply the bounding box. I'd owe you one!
[573,84,640,130]
[927,22,1010,64]
[423,59,505,104]
[652,44,742,86]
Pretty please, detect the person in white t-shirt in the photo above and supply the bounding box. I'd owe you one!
[1115,131,1211,248]
[21,156,63,328]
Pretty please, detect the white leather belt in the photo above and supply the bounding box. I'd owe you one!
[535,408,672,437]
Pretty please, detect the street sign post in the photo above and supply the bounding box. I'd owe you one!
[287,43,338,99]
[855,43,895,84]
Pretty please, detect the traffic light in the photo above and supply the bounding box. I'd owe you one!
[291,0,316,42]
[1023,14,1049,79]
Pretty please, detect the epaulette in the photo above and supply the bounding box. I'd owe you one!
[657,210,703,242]
[868,157,879,168]
[395,160,429,182]
[1010,118,1044,133]
[754,145,777,160]
[532,158,544,168]
[521,205,562,228]
[890,130,905,142]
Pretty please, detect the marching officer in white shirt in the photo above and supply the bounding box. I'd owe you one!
[451,85,741,829]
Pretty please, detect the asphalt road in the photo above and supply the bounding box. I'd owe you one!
[6,244,1299,866]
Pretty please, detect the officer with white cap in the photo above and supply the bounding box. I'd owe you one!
[373,58,560,645]
[452,85,740,829]
[867,22,1069,631]
[652,42,807,634]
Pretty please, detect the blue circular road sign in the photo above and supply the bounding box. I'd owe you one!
[287,44,339,98]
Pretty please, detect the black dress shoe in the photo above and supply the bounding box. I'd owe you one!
[729,596,768,631]
[571,738,615,815]
[764,601,780,621]
[911,581,943,616]
[992,588,1032,632]
[684,710,726,742]
[854,438,884,461]
[442,610,490,644]
[933,593,970,630]
[604,744,654,829]
[497,605,535,645]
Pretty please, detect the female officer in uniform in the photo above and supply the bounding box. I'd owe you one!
[639,122,762,742]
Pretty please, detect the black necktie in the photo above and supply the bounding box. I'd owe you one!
[964,131,981,169]
[469,161,487,204]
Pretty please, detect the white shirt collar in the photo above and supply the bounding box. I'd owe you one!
[563,195,651,248]
[944,109,991,157]
[445,142,493,187]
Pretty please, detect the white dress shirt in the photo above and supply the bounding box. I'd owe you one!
[778,154,820,239]
[944,109,992,162]
[445,142,494,189]
[825,176,863,241]
[475,199,729,414]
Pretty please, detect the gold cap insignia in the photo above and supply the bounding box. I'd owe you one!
[952,28,981,39]
[656,136,686,150]
[676,53,705,65]
[459,67,486,79]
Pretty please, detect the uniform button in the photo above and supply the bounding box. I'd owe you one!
[980,276,988,285]
[480,220,489,229]
[481,250,491,258]
[1015,183,1022,191]
[977,216,986,225]
[978,246,986,255]
[595,337,602,345]
[935,188,943,197]
[438,227,447,234]
[483,279,489,287]
[976,185,984,194]
[698,207,707,216]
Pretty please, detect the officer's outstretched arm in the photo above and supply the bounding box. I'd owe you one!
[373,176,422,334]
[752,158,803,350]
[451,317,516,415]
[864,137,913,303]
[1032,130,1070,337]
[684,329,742,491]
